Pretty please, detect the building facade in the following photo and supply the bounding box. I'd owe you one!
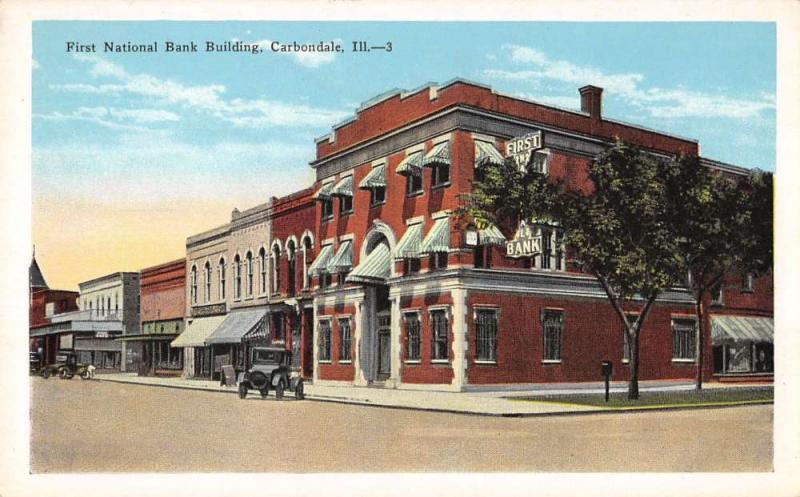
[28,254,80,366]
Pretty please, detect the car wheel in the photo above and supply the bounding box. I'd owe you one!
[294,380,305,401]
[238,383,248,399]
[80,371,90,380]
[259,388,269,399]
[41,369,50,379]
[58,368,68,379]
[276,380,285,400]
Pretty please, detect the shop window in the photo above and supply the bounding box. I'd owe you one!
[403,258,421,275]
[319,320,332,361]
[742,273,754,293]
[338,318,352,362]
[475,308,498,362]
[370,186,386,206]
[430,309,450,361]
[405,312,421,361]
[672,319,696,361]
[430,252,448,271]
[407,173,423,196]
[321,198,334,220]
[432,162,450,187]
[542,310,564,361]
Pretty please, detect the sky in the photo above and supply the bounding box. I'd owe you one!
[32,21,776,290]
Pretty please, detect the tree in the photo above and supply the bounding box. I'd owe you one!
[464,140,685,399]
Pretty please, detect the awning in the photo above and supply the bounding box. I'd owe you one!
[474,140,505,167]
[313,181,335,200]
[346,244,391,285]
[171,314,227,348]
[420,217,451,254]
[396,151,423,176]
[358,164,386,189]
[331,175,354,197]
[115,333,178,342]
[480,224,507,246]
[74,338,122,352]
[423,141,451,167]
[308,244,334,275]
[206,309,266,346]
[326,240,354,272]
[394,223,423,259]
[712,315,774,345]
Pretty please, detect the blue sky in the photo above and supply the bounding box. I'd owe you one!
[31,21,776,288]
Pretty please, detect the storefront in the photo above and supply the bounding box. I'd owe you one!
[205,308,267,379]
[171,314,227,379]
[712,315,774,376]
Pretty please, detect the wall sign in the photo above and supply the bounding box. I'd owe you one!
[505,131,543,171]
[95,331,109,339]
[465,229,479,247]
[59,333,73,350]
[505,221,543,258]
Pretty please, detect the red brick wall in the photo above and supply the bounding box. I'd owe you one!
[317,303,356,381]
[140,259,186,322]
[399,293,454,384]
[710,271,773,317]
[270,189,315,296]
[29,289,79,327]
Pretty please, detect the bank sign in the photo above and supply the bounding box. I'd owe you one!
[506,221,543,258]
[505,131,543,171]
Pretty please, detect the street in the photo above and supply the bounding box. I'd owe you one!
[30,377,772,472]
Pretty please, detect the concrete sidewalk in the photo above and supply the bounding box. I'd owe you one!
[94,373,772,417]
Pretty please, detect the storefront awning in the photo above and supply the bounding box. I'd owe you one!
[313,181,335,200]
[420,217,451,254]
[480,224,507,246]
[331,175,354,197]
[396,151,423,176]
[474,140,505,167]
[346,244,391,285]
[171,314,227,348]
[358,164,386,189]
[206,309,266,346]
[308,244,334,276]
[326,240,353,272]
[74,338,122,352]
[394,223,423,259]
[423,141,450,167]
[712,315,774,345]
[115,333,178,342]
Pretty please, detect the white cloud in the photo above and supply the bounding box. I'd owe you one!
[35,106,179,128]
[32,58,40,70]
[253,39,340,68]
[109,108,180,123]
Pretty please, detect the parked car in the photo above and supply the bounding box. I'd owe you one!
[30,352,42,374]
[39,351,91,380]
[236,347,304,400]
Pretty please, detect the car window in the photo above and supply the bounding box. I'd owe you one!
[254,350,276,362]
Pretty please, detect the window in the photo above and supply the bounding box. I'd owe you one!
[432,162,450,187]
[407,173,423,195]
[233,255,241,300]
[541,230,552,269]
[430,309,449,361]
[287,241,297,296]
[246,252,254,296]
[370,186,386,206]
[554,230,564,271]
[542,310,564,361]
[321,198,334,220]
[272,313,285,341]
[204,262,211,303]
[403,258,421,275]
[711,282,724,305]
[530,150,549,174]
[320,272,332,289]
[430,252,448,270]
[475,309,498,362]
[219,258,226,300]
[319,320,332,361]
[302,237,313,289]
[339,318,352,362]
[190,265,197,304]
[742,273,754,292]
[115,293,118,312]
[405,312,421,361]
[340,195,353,215]
[672,319,696,361]
[259,248,267,295]
[473,245,487,268]
[272,245,281,294]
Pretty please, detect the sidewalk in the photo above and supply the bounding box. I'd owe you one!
[95,373,772,417]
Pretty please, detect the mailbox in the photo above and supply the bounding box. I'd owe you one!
[601,360,613,377]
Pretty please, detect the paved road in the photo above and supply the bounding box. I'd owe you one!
[30,377,772,472]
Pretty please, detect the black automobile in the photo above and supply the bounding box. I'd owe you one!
[236,347,304,400]
[39,351,91,380]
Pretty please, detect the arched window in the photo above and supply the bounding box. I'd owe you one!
[287,240,297,296]
[246,251,254,296]
[204,262,212,303]
[302,236,313,289]
[271,245,281,295]
[233,255,241,300]
[218,257,226,301]
[190,265,197,304]
[259,248,267,295]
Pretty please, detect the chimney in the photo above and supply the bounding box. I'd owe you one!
[579,85,603,120]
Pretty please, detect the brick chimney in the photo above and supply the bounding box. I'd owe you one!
[579,85,603,120]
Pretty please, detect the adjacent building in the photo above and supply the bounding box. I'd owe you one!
[28,254,80,365]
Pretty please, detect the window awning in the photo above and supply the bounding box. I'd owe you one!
[474,140,505,167]
[326,240,353,272]
[346,243,391,285]
[712,315,774,345]
[331,175,354,197]
[395,151,423,176]
[308,244,334,275]
[358,164,386,189]
[313,181,335,200]
[422,141,450,167]
[480,224,507,246]
[205,309,266,346]
[394,223,423,259]
[420,217,451,254]
[171,314,227,348]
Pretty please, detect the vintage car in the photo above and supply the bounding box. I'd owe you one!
[39,351,91,380]
[236,347,304,400]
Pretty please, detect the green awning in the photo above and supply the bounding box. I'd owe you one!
[327,240,353,272]
[420,217,451,254]
[205,309,266,346]
[475,140,505,167]
[480,224,507,246]
[331,175,354,197]
[423,141,450,167]
[308,244,334,275]
[171,314,227,348]
[394,223,423,259]
[115,333,179,342]
[314,181,335,200]
[396,151,423,176]
[358,164,386,189]
[712,315,774,345]
[346,243,391,285]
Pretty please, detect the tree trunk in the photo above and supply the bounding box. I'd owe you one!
[628,327,641,400]
[695,297,705,390]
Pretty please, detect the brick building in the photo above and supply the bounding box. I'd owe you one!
[28,254,80,365]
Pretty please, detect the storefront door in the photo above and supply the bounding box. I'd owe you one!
[376,313,391,381]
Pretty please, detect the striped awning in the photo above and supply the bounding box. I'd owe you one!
[712,315,774,345]
[205,309,266,345]
[327,240,353,272]
[314,181,335,200]
[475,140,505,167]
[394,223,423,259]
[331,175,354,197]
[358,164,386,189]
[396,151,423,176]
[480,224,507,246]
[171,314,227,348]
[308,244,334,275]
[423,141,450,167]
[420,217,451,254]
[346,243,391,285]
